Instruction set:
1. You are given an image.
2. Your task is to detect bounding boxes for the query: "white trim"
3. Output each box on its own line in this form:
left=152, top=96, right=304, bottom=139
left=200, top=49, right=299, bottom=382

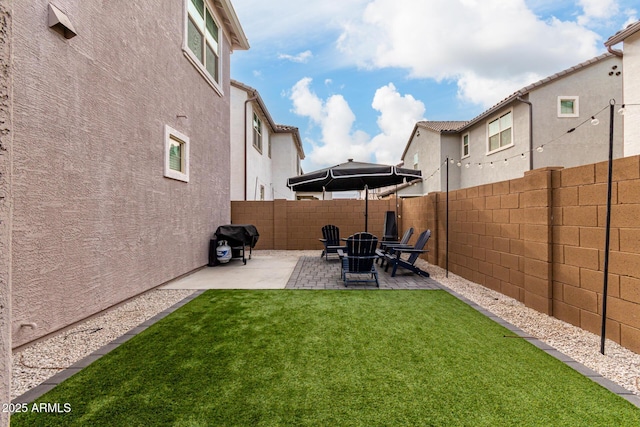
left=164, top=125, right=190, bottom=182
left=182, top=0, right=224, bottom=96
left=486, top=110, right=513, bottom=155
left=461, top=133, right=470, bottom=159
left=558, top=96, right=579, bottom=118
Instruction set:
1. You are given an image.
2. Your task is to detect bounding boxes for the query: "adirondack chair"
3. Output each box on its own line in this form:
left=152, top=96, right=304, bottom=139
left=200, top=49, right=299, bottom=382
left=376, top=227, right=414, bottom=267
left=338, top=232, right=379, bottom=287
left=384, top=230, right=431, bottom=277
left=319, top=224, right=346, bottom=260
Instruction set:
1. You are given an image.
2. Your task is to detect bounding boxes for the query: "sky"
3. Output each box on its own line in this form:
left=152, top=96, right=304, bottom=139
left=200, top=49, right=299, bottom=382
left=229, top=0, right=638, bottom=172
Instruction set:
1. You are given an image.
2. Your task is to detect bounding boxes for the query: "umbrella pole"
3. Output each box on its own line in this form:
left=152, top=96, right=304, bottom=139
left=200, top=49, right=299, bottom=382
left=365, top=185, right=369, bottom=232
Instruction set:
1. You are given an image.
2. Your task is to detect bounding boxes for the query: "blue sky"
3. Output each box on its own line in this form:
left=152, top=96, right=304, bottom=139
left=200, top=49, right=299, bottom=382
left=229, top=0, right=637, bottom=171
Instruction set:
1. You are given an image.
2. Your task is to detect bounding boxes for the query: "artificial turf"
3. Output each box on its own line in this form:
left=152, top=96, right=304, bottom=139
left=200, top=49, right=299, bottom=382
left=12, top=290, right=640, bottom=426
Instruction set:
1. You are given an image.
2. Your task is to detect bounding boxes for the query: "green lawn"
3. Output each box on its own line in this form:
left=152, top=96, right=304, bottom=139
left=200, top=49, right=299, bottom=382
left=12, top=290, right=640, bottom=426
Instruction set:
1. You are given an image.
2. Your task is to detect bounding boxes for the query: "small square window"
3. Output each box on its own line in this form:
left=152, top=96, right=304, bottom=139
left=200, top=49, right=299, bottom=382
left=164, top=125, right=190, bottom=182
left=558, top=96, right=579, bottom=118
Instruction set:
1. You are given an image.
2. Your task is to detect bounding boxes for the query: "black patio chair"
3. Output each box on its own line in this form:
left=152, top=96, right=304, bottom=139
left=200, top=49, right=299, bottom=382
left=338, top=232, right=379, bottom=287
left=384, top=230, right=431, bottom=277
left=376, top=226, right=414, bottom=267
left=319, top=224, right=346, bottom=260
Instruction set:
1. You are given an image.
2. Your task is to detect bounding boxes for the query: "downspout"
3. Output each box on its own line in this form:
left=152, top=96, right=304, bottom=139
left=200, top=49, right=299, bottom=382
left=516, top=95, right=533, bottom=171
left=607, top=44, right=623, bottom=57
left=244, top=92, right=258, bottom=200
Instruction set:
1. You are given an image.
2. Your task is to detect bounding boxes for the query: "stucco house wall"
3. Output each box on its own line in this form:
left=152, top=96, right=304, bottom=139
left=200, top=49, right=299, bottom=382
left=271, top=132, right=302, bottom=200
left=230, top=81, right=304, bottom=201
left=400, top=53, right=623, bottom=194
left=621, top=31, right=640, bottom=156
left=528, top=54, right=623, bottom=169
left=1, top=0, right=12, bottom=421
left=11, top=0, right=247, bottom=347
left=605, top=20, right=640, bottom=157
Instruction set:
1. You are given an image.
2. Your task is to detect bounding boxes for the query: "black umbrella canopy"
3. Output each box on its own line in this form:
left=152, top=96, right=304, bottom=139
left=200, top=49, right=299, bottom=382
left=287, top=159, right=422, bottom=192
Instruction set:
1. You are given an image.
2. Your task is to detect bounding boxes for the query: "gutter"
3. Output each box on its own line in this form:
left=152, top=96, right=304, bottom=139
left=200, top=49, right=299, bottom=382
left=607, top=44, right=623, bottom=57
left=244, top=92, right=258, bottom=200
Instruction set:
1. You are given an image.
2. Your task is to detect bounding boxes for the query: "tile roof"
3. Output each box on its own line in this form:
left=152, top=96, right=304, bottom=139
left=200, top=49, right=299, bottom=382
left=459, top=52, right=615, bottom=131
left=417, top=121, right=468, bottom=133
left=605, top=20, right=640, bottom=47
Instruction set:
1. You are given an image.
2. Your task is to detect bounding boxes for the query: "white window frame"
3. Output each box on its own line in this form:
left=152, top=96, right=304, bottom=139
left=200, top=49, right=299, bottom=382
left=461, top=133, right=470, bottom=159
left=164, top=125, right=190, bottom=182
left=558, top=96, right=579, bottom=118
left=253, top=113, right=263, bottom=152
left=183, top=0, right=223, bottom=94
left=487, top=110, right=513, bottom=155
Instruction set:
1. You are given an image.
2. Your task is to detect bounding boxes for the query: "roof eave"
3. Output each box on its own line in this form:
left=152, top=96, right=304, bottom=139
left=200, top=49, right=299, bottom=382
left=218, top=0, right=250, bottom=51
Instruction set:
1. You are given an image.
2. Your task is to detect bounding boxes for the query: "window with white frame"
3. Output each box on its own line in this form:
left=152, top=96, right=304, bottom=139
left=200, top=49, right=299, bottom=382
left=185, top=0, right=220, bottom=85
left=413, top=153, right=419, bottom=169
left=253, top=113, right=262, bottom=152
left=164, top=125, right=190, bottom=182
left=488, top=111, right=512, bottom=153
left=558, top=96, right=579, bottom=117
left=462, top=133, right=470, bottom=158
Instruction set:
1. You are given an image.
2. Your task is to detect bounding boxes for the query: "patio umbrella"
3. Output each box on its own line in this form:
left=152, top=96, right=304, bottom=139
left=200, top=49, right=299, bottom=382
left=287, top=159, right=422, bottom=231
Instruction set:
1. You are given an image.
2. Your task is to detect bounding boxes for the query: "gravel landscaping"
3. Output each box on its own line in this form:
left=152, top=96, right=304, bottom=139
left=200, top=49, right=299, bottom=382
left=11, top=251, right=640, bottom=400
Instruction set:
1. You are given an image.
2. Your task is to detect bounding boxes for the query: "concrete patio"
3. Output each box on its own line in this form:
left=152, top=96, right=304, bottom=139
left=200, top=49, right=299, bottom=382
left=161, top=250, right=441, bottom=290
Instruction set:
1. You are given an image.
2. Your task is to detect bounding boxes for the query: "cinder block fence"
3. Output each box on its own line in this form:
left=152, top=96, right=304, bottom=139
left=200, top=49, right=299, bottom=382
left=232, top=155, right=640, bottom=354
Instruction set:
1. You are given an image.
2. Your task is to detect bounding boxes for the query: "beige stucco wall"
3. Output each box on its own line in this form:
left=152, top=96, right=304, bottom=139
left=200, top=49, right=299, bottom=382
left=11, top=1, right=232, bottom=347
left=1, top=1, right=12, bottom=422
left=623, top=31, right=640, bottom=156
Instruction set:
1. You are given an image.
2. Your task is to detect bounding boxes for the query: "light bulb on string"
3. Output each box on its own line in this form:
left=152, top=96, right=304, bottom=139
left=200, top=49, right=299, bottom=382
left=478, top=163, right=483, bottom=169
left=504, top=158, right=509, bottom=166
left=618, top=104, right=626, bottom=115
left=490, top=162, right=494, bottom=168
left=536, top=146, right=544, bottom=153
left=465, top=163, right=470, bottom=169
left=591, top=116, right=599, bottom=126
left=521, top=153, right=526, bottom=160
left=457, top=161, right=462, bottom=167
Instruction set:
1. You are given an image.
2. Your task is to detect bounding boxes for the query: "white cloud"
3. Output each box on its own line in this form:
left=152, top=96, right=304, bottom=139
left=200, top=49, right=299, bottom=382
left=577, top=0, right=619, bottom=25
left=368, top=83, right=426, bottom=165
left=290, top=79, right=425, bottom=168
left=337, top=0, right=603, bottom=108
left=278, top=50, right=313, bottom=63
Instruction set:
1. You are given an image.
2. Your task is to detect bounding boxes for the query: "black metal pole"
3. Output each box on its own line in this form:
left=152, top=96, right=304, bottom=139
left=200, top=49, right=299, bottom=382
left=446, top=157, right=449, bottom=278
left=365, top=185, right=369, bottom=232
left=601, top=100, right=615, bottom=355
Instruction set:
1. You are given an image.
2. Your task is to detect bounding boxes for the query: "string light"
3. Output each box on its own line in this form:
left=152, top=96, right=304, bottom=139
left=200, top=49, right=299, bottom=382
left=414, top=102, right=639, bottom=185
left=618, top=104, right=626, bottom=115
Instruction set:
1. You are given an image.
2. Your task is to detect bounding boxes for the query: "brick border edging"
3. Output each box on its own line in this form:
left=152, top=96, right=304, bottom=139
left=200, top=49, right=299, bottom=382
left=12, top=291, right=206, bottom=404
left=12, top=287, right=640, bottom=409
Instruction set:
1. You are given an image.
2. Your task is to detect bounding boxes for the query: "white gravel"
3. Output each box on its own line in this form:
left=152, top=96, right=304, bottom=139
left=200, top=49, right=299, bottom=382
left=11, top=289, right=196, bottom=400
left=11, top=252, right=640, bottom=400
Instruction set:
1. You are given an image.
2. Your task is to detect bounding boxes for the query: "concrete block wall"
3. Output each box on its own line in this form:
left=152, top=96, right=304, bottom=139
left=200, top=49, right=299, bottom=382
left=231, top=199, right=404, bottom=250
left=551, top=156, right=640, bottom=352
left=231, top=156, right=640, bottom=353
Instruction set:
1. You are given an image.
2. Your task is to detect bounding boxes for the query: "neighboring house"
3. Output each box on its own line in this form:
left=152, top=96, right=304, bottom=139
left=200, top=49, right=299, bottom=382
left=7, top=0, right=248, bottom=351
left=606, top=20, right=640, bottom=157
left=397, top=53, right=623, bottom=195
left=230, top=80, right=305, bottom=200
